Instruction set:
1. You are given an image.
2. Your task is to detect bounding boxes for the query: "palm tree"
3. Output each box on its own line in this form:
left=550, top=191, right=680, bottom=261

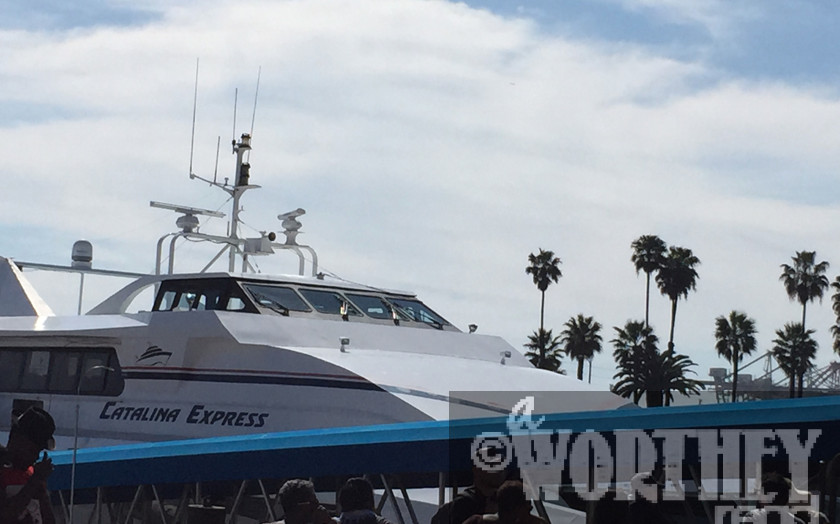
left=525, top=249, right=562, bottom=366
left=648, top=348, right=705, bottom=407
left=559, top=314, right=603, bottom=382
left=631, top=235, right=667, bottom=327
left=779, top=251, right=829, bottom=329
left=830, top=276, right=840, bottom=354
left=772, top=322, right=818, bottom=398
left=655, top=246, right=700, bottom=351
left=612, top=321, right=703, bottom=407
left=714, top=311, right=757, bottom=402
left=611, top=321, right=659, bottom=405
left=526, top=249, right=563, bottom=332
left=524, top=328, right=565, bottom=373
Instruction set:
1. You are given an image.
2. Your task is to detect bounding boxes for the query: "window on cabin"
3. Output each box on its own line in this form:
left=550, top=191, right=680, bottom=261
left=299, top=289, right=362, bottom=316
left=345, top=294, right=405, bottom=320
left=177, top=292, right=197, bottom=311
left=227, top=296, right=247, bottom=311
left=48, top=352, right=82, bottom=392
left=79, top=351, right=112, bottom=394
left=243, top=284, right=311, bottom=314
left=154, top=279, right=252, bottom=312
left=19, top=351, right=50, bottom=391
left=0, top=350, right=24, bottom=390
left=0, top=347, right=124, bottom=395
left=388, top=298, right=449, bottom=329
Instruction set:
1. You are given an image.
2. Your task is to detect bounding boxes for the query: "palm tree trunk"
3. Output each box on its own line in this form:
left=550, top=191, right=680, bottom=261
left=645, top=272, right=651, bottom=327
left=798, top=373, right=804, bottom=398
left=540, top=291, right=545, bottom=333
left=802, top=302, right=807, bottom=330
left=588, top=359, right=592, bottom=384
left=539, top=290, right=545, bottom=367
left=731, top=353, right=738, bottom=403
left=577, top=358, right=584, bottom=381
left=789, top=376, right=795, bottom=399
left=668, top=299, right=678, bottom=351
left=646, top=390, right=662, bottom=408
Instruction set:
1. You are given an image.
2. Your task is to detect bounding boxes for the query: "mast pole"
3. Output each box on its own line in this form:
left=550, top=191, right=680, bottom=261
left=229, top=133, right=252, bottom=271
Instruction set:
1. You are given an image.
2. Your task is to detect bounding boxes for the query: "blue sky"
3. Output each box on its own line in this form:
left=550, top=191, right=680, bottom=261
left=466, top=1, right=840, bottom=84
left=0, top=1, right=158, bottom=31
left=2, top=0, right=840, bottom=393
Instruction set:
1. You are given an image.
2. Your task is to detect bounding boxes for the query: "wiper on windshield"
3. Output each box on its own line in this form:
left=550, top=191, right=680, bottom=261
left=391, top=303, right=443, bottom=330
left=426, top=317, right=443, bottom=330
left=251, top=292, right=290, bottom=316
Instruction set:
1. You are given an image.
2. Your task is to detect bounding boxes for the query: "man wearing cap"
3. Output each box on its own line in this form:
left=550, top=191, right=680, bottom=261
left=0, top=407, right=56, bottom=524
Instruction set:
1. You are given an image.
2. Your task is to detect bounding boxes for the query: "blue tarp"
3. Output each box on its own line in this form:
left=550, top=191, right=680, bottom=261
left=47, top=395, right=840, bottom=491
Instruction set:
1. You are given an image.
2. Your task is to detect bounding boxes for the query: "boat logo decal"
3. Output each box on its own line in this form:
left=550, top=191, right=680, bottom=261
left=136, top=345, right=173, bottom=366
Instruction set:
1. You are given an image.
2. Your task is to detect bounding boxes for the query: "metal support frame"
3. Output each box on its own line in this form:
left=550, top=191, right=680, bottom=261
left=379, top=475, right=406, bottom=524
left=54, top=471, right=474, bottom=524
left=257, top=479, right=277, bottom=522
left=438, top=472, right=446, bottom=507
left=396, top=479, right=419, bottom=524
left=227, top=480, right=249, bottom=524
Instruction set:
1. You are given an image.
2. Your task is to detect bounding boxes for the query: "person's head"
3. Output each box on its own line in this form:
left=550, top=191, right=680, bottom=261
left=279, top=479, right=320, bottom=523
left=338, top=477, right=375, bottom=513
left=495, top=481, right=531, bottom=521
left=7, top=407, right=55, bottom=469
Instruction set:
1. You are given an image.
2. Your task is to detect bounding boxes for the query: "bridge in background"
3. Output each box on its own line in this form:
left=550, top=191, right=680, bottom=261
left=709, top=352, right=840, bottom=402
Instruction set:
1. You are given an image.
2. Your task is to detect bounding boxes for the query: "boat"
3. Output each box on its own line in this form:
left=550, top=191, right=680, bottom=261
left=0, top=133, right=632, bottom=450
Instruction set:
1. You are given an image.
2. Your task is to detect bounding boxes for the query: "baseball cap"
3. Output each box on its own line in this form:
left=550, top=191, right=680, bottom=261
left=12, top=407, right=56, bottom=451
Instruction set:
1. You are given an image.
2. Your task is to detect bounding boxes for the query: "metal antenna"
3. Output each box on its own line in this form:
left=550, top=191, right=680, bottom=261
left=247, top=66, right=261, bottom=163
left=189, top=58, right=199, bottom=178
left=231, top=88, right=238, bottom=152
left=250, top=67, right=261, bottom=136
left=213, top=136, right=221, bottom=184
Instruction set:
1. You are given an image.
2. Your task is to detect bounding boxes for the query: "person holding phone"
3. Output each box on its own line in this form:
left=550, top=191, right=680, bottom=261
left=0, top=407, right=56, bottom=524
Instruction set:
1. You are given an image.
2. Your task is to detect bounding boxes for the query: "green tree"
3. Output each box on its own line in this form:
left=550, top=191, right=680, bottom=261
left=655, top=246, right=700, bottom=351
left=714, top=311, right=757, bottom=402
left=631, top=235, right=667, bottom=328
left=612, top=320, right=703, bottom=407
left=525, top=249, right=562, bottom=366
left=779, top=251, right=829, bottom=329
left=772, top=322, right=818, bottom=398
left=524, top=328, right=565, bottom=373
left=648, top=348, right=705, bottom=407
left=829, top=276, right=840, bottom=354
left=611, top=321, right=659, bottom=405
left=560, top=314, right=603, bottom=382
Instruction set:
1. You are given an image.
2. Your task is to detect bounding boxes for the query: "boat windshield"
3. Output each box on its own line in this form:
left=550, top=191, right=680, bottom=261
left=243, top=284, right=311, bottom=315
left=388, top=298, right=449, bottom=329
left=298, top=289, right=362, bottom=317
left=345, top=293, right=404, bottom=320
left=153, top=278, right=252, bottom=312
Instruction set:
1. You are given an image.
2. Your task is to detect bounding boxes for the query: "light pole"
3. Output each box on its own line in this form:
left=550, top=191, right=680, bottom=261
left=70, top=364, right=113, bottom=524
